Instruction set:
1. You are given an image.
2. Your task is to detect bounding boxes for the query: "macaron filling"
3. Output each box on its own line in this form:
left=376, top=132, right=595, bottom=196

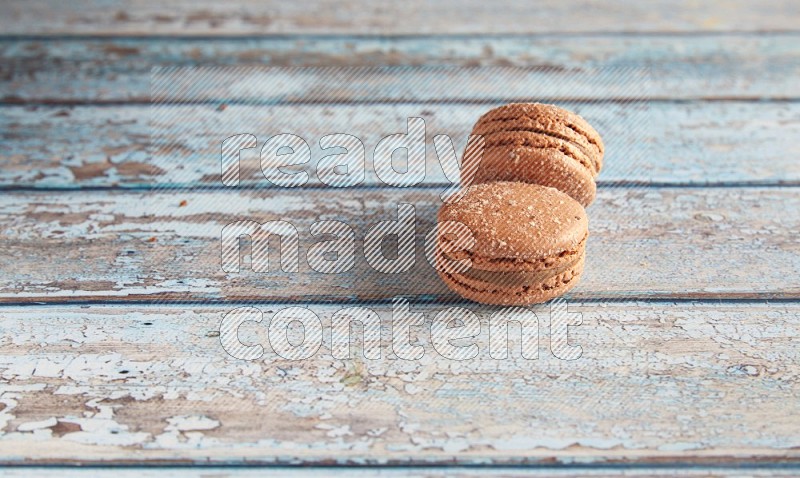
left=457, top=252, right=583, bottom=289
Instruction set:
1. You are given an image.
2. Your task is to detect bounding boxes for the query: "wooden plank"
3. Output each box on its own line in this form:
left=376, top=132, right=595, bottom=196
left=1, top=0, right=798, bottom=35
left=3, top=469, right=800, bottom=478
left=0, top=187, right=798, bottom=303
left=0, top=301, right=798, bottom=465
left=6, top=63, right=799, bottom=104
left=146, top=65, right=800, bottom=102
left=2, top=35, right=799, bottom=102
left=4, top=101, right=800, bottom=190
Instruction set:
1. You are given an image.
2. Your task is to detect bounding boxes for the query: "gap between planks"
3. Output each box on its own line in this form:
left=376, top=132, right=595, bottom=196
left=1, top=467, right=800, bottom=477
left=1, top=466, right=797, bottom=477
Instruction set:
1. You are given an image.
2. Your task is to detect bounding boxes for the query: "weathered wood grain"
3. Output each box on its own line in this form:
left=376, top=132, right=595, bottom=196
left=1, top=0, right=798, bottom=35
left=0, top=301, right=798, bottom=465
left=4, top=101, right=800, bottom=189
left=2, top=35, right=799, bottom=102
left=0, top=187, right=797, bottom=303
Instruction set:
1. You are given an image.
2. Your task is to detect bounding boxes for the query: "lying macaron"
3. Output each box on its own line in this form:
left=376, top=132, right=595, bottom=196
left=463, top=103, right=604, bottom=207
left=436, top=181, right=587, bottom=305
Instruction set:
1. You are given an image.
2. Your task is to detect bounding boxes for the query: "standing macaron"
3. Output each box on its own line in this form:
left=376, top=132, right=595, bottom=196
left=436, top=181, right=588, bottom=305
left=463, top=103, right=604, bottom=207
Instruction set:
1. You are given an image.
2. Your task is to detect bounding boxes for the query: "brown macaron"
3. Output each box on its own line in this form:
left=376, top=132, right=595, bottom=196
left=436, top=181, right=588, bottom=305
left=463, top=103, right=604, bottom=206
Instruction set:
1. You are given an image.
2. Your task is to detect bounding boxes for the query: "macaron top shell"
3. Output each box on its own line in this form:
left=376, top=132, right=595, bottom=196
left=438, top=182, right=588, bottom=271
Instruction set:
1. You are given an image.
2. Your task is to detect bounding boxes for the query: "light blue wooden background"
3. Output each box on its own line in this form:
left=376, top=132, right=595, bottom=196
left=0, top=1, right=799, bottom=475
